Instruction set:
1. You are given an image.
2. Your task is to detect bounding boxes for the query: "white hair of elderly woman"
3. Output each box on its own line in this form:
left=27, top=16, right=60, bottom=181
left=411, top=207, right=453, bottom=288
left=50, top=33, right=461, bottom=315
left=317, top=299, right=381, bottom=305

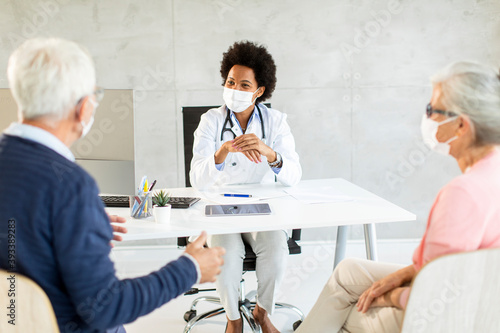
left=7, top=38, right=96, bottom=124
left=431, top=61, right=500, bottom=146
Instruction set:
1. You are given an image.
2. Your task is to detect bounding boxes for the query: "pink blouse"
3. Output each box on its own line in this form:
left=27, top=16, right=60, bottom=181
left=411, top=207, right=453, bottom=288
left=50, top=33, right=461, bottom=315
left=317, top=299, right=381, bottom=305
left=412, top=149, right=500, bottom=271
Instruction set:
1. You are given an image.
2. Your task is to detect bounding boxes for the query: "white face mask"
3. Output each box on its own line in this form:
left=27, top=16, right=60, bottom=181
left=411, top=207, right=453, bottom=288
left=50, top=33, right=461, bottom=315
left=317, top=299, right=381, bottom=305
left=80, top=99, right=98, bottom=138
left=223, top=87, right=260, bottom=113
left=420, top=114, right=458, bottom=155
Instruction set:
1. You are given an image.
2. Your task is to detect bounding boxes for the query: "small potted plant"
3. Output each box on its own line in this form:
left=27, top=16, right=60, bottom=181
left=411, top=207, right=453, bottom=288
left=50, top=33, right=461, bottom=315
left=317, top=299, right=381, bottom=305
left=152, top=190, right=171, bottom=224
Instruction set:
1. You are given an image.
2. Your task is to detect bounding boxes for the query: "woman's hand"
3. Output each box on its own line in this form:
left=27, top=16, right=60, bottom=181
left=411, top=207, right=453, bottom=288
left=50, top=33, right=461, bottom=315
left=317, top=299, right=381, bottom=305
left=356, top=265, right=415, bottom=313
left=215, top=140, right=260, bottom=164
left=241, top=149, right=262, bottom=163
left=361, top=287, right=407, bottom=311
left=232, top=134, right=275, bottom=163
left=215, top=135, right=272, bottom=164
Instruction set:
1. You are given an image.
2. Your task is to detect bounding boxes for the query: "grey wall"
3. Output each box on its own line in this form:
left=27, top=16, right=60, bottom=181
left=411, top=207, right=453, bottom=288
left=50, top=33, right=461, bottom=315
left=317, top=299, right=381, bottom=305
left=1, top=0, right=499, bottom=241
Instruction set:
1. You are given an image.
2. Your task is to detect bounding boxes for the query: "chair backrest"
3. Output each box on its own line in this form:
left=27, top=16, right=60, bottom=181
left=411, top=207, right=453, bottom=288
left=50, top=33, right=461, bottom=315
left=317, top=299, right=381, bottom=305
left=0, top=269, right=60, bottom=333
left=401, top=248, right=500, bottom=333
left=182, top=106, right=215, bottom=187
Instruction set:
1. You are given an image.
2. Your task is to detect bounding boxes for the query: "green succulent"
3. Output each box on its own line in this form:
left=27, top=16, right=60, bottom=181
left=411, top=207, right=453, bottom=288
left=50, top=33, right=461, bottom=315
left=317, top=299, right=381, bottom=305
left=153, top=190, right=170, bottom=207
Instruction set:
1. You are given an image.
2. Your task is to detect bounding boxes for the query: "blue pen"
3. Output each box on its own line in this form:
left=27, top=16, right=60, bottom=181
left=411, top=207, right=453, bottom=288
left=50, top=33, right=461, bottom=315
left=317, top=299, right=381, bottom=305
left=222, top=193, right=252, bottom=198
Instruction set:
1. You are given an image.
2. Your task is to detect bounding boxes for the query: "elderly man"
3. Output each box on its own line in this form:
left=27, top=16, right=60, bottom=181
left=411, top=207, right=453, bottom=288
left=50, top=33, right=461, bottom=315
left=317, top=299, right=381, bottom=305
left=0, top=38, right=225, bottom=333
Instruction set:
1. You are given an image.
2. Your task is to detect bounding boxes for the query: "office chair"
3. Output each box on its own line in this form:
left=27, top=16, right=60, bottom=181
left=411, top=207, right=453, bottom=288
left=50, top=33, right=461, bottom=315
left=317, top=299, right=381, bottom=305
left=0, top=269, right=60, bottom=333
left=180, top=105, right=305, bottom=332
left=400, top=248, right=500, bottom=333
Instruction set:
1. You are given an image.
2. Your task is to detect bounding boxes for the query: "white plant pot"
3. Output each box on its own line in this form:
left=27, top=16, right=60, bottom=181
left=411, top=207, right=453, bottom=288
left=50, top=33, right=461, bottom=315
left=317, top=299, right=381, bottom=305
left=154, top=205, right=171, bottom=224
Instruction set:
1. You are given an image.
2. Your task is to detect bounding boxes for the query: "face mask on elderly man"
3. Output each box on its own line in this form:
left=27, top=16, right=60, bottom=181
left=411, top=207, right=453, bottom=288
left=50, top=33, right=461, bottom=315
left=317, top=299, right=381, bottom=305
left=420, top=114, right=459, bottom=155
left=80, top=99, right=98, bottom=138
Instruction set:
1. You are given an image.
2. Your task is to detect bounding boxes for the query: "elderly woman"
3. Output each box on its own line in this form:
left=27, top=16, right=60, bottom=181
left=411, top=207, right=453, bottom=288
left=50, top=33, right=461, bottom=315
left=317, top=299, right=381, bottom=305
left=295, top=61, right=500, bottom=333
left=190, top=41, right=302, bottom=333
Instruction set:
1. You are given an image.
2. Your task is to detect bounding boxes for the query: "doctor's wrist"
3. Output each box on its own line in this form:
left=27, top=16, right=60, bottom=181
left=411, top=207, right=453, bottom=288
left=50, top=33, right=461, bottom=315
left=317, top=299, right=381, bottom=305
left=268, top=152, right=282, bottom=168
left=265, top=150, right=277, bottom=163
left=214, top=146, right=229, bottom=164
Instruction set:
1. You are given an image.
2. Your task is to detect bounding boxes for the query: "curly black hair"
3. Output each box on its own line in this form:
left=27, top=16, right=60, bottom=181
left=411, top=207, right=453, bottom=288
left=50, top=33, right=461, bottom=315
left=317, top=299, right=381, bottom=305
left=220, top=41, right=277, bottom=104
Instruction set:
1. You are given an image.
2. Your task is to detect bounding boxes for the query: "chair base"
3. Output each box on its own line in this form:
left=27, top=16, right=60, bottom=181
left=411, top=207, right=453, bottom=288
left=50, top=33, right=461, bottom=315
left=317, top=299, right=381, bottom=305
left=182, top=285, right=304, bottom=333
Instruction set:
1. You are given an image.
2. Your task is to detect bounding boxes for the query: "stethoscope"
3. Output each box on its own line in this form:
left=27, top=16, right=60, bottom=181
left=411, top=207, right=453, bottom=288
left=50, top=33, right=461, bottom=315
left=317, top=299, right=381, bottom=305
left=220, top=104, right=266, bottom=144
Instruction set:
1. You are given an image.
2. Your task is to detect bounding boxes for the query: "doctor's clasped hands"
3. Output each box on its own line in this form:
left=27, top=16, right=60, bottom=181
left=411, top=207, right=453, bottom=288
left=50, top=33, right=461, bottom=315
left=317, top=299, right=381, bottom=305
left=216, top=133, right=277, bottom=164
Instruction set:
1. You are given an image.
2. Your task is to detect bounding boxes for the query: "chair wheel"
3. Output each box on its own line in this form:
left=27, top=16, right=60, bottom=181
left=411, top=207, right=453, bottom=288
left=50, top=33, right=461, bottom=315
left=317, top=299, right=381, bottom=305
left=184, top=310, right=196, bottom=322
left=293, top=320, right=302, bottom=331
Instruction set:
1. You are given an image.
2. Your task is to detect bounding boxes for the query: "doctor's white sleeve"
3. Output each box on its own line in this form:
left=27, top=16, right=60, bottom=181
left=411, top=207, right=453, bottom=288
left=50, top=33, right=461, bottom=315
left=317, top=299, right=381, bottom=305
left=189, top=112, right=222, bottom=189
left=272, top=113, right=302, bottom=186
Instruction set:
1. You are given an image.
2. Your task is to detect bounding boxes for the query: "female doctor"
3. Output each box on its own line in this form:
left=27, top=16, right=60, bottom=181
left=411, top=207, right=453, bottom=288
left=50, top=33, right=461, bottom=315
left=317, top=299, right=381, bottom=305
left=190, top=41, right=302, bottom=333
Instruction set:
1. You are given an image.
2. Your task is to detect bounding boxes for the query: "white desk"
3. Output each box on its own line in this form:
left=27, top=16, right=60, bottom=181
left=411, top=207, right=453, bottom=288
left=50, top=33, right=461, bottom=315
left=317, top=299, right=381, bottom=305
left=108, top=178, right=416, bottom=267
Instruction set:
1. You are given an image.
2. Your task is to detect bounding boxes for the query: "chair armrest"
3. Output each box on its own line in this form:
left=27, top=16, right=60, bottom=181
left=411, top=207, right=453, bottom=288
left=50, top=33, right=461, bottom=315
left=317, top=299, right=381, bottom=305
left=177, top=237, right=189, bottom=247
left=288, top=238, right=301, bottom=255
left=291, top=229, right=301, bottom=241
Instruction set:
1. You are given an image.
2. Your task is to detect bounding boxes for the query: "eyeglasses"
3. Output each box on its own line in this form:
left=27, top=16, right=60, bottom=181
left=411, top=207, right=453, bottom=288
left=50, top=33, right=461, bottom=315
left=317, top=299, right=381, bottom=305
left=426, top=103, right=458, bottom=118
left=76, top=87, right=105, bottom=106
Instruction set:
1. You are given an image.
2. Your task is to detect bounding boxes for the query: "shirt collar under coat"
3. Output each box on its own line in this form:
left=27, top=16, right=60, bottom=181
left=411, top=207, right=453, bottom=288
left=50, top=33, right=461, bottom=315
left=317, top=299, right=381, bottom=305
left=226, top=104, right=263, bottom=134
left=3, top=122, right=76, bottom=162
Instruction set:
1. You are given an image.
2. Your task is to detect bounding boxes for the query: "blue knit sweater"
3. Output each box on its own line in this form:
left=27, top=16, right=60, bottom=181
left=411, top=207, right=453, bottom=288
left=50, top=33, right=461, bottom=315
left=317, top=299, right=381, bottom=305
left=0, top=135, right=197, bottom=332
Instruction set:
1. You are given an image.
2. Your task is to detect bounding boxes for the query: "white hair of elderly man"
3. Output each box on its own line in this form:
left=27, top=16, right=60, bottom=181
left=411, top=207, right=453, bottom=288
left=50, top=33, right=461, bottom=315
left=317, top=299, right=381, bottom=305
left=7, top=37, right=96, bottom=124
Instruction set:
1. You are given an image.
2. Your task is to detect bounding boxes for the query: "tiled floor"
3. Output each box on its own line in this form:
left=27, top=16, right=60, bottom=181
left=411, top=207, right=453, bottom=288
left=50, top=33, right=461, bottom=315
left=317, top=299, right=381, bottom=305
left=110, top=239, right=419, bottom=333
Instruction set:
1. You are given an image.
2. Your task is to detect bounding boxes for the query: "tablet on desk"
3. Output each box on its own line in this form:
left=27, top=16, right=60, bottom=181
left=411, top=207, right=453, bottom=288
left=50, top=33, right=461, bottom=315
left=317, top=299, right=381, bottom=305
left=205, top=203, right=272, bottom=217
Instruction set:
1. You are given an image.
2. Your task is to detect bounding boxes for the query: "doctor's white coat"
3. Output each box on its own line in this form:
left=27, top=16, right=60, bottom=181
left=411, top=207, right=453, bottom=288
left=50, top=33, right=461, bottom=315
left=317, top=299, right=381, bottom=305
left=189, top=104, right=302, bottom=189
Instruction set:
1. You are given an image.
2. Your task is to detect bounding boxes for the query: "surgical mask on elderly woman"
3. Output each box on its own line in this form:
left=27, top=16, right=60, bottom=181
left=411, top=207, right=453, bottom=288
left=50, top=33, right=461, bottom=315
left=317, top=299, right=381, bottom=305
left=223, top=87, right=260, bottom=113
left=420, top=114, right=459, bottom=155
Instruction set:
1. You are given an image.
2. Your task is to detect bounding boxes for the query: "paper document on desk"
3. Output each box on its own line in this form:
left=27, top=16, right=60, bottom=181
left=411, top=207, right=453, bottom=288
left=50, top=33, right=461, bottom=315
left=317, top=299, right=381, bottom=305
left=284, top=187, right=354, bottom=204
left=201, top=192, right=260, bottom=205
left=199, top=188, right=288, bottom=205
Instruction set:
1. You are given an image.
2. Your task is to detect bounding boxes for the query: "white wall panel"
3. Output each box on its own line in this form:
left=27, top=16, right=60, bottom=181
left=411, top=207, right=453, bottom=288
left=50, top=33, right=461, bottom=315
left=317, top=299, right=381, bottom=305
left=1, top=0, right=499, bottom=241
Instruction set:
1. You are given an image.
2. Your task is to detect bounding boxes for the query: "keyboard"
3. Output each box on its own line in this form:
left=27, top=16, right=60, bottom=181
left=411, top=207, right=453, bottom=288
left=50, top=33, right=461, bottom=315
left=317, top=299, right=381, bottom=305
left=100, top=195, right=200, bottom=209
left=167, top=197, right=201, bottom=209
left=100, top=195, right=129, bottom=208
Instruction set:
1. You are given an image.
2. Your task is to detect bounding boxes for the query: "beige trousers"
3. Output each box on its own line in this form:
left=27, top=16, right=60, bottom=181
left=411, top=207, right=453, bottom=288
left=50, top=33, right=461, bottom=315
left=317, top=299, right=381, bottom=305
left=207, top=231, right=288, bottom=320
left=295, top=258, right=405, bottom=333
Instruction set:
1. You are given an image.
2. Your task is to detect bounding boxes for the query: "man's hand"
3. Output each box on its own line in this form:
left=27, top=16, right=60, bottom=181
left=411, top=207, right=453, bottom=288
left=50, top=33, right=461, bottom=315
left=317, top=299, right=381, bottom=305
left=108, top=214, right=127, bottom=247
left=185, top=231, right=225, bottom=283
